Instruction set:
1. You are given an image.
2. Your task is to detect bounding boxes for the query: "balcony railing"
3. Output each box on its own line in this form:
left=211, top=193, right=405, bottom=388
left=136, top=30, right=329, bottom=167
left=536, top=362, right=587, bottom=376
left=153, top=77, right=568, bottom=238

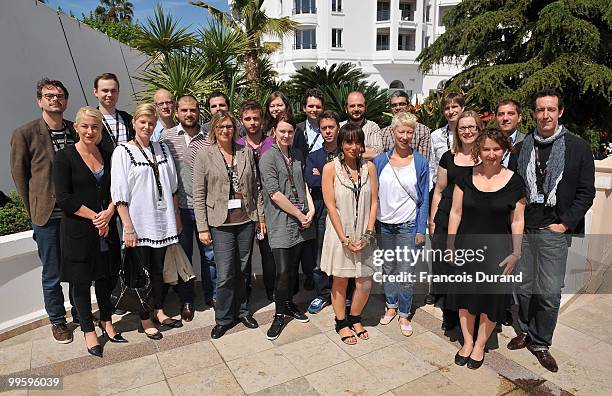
left=376, top=9, right=390, bottom=21
left=293, top=43, right=318, bottom=50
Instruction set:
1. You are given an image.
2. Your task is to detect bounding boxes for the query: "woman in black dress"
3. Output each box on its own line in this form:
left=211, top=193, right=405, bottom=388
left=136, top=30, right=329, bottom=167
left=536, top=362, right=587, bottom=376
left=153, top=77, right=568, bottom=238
left=429, top=111, right=483, bottom=330
left=447, top=127, right=525, bottom=369
left=53, top=107, right=124, bottom=357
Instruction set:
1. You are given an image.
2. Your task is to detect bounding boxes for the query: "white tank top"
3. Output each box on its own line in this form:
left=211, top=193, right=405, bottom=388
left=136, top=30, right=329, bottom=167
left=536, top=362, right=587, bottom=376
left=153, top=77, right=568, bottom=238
left=377, top=161, right=417, bottom=224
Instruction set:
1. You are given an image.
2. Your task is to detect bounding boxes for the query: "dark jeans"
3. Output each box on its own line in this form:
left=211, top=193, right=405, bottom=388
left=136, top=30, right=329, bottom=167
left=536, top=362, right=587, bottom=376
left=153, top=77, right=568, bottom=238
left=272, top=243, right=304, bottom=314
left=210, top=222, right=255, bottom=326
left=130, top=246, right=167, bottom=320
left=179, top=208, right=216, bottom=302
left=376, top=220, right=416, bottom=317
left=311, top=200, right=331, bottom=300
left=32, top=218, right=76, bottom=325
left=71, top=276, right=113, bottom=332
left=516, top=229, right=569, bottom=350
left=247, top=234, right=276, bottom=295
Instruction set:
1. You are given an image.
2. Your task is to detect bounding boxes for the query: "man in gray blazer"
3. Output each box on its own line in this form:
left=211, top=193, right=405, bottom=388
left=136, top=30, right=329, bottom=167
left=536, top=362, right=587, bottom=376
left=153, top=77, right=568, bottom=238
left=10, top=78, right=77, bottom=344
left=496, top=99, right=526, bottom=167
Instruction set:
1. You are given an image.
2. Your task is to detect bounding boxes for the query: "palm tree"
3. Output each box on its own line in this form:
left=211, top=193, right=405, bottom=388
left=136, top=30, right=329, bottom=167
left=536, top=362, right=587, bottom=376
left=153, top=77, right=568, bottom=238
left=191, top=0, right=297, bottom=97
left=95, top=0, right=134, bottom=22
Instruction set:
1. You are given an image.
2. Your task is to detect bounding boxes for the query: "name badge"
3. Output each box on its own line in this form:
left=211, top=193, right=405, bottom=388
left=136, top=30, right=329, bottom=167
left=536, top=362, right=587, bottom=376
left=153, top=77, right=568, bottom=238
left=536, top=193, right=545, bottom=204
left=228, top=199, right=242, bottom=210
left=292, top=202, right=305, bottom=212
left=156, top=199, right=167, bottom=210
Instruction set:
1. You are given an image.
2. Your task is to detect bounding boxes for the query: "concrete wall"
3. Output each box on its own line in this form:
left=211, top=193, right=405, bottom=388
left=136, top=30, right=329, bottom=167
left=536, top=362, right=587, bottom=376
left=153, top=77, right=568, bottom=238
left=0, top=0, right=147, bottom=193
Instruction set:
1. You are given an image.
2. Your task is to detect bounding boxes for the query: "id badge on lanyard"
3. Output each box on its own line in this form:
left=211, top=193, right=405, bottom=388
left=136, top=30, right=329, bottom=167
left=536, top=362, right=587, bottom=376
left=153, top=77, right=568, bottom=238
left=156, top=199, right=167, bottom=210
left=228, top=199, right=242, bottom=209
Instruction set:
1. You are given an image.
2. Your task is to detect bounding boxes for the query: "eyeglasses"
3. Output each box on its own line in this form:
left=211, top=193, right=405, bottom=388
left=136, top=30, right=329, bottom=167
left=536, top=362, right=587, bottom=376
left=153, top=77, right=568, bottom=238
left=458, top=125, right=478, bottom=132
left=43, top=93, right=65, bottom=100
left=216, top=124, right=234, bottom=130
left=391, top=102, right=408, bottom=108
left=155, top=101, right=174, bottom=107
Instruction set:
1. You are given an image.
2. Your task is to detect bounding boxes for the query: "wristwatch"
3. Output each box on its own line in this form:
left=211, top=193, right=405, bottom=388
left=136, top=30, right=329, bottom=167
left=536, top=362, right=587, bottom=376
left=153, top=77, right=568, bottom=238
left=342, top=237, right=351, bottom=246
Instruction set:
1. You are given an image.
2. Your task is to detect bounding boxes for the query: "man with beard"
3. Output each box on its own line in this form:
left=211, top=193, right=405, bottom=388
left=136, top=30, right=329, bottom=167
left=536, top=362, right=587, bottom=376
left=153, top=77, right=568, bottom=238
left=340, top=91, right=383, bottom=160
left=160, top=95, right=216, bottom=318
left=93, top=73, right=135, bottom=153
left=10, top=78, right=78, bottom=343
left=495, top=99, right=525, bottom=167
left=151, top=89, right=177, bottom=142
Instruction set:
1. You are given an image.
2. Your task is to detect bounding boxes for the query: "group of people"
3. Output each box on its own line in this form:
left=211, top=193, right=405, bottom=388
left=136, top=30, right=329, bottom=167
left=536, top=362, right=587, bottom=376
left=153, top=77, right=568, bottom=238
left=10, top=74, right=594, bottom=375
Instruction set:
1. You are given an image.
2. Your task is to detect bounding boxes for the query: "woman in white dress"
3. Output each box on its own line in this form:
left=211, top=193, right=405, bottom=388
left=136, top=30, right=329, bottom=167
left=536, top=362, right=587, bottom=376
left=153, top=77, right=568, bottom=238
left=320, top=124, right=378, bottom=344
left=111, top=103, right=183, bottom=340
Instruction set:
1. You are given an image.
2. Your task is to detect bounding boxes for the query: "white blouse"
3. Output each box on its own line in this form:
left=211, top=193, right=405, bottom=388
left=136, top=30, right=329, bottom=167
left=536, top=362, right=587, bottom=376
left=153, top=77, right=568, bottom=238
left=111, top=142, right=179, bottom=247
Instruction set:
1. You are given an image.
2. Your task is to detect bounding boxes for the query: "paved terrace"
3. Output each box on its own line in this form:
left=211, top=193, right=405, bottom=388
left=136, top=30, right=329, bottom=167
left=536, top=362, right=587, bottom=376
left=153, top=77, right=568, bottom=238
left=1, top=269, right=611, bottom=396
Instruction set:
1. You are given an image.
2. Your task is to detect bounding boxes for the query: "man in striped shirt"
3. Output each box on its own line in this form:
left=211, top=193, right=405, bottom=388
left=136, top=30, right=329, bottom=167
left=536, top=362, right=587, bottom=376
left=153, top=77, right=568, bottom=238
left=160, top=95, right=215, bottom=319
left=339, top=91, right=383, bottom=160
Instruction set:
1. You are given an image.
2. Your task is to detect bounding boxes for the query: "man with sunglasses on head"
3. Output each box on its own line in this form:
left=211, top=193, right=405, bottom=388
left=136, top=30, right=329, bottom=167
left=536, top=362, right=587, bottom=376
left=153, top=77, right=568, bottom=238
left=151, top=89, right=177, bottom=142
left=11, top=78, right=78, bottom=344
left=380, top=90, right=431, bottom=159
left=93, top=73, right=135, bottom=153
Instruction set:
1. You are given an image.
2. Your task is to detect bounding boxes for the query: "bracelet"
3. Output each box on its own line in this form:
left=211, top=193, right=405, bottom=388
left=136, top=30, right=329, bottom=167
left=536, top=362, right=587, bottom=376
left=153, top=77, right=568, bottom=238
left=124, top=230, right=136, bottom=235
left=511, top=253, right=521, bottom=259
left=342, top=237, right=351, bottom=246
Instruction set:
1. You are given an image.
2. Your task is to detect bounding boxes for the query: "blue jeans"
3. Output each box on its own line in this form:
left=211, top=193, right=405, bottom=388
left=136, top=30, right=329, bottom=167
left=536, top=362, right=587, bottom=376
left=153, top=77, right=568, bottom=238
left=311, top=200, right=331, bottom=300
left=209, top=222, right=255, bottom=325
left=516, top=228, right=569, bottom=350
left=179, top=208, right=216, bottom=302
left=32, top=218, right=75, bottom=325
left=376, top=220, right=416, bottom=318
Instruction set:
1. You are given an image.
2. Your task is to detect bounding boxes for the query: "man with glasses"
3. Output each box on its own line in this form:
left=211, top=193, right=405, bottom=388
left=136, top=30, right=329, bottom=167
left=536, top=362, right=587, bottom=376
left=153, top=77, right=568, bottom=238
left=160, top=95, right=216, bottom=315
left=93, top=73, right=135, bottom=153
left=151, top=89, right=177, bottom=142
left=10, top=78, right=78, bottom=344
left=380, top=90, right=431, bottom=159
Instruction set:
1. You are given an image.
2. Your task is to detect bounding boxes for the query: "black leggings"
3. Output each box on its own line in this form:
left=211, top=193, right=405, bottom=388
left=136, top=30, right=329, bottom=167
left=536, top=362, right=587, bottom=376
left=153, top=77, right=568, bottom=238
left=71, top=277, right=114, bottom=333
left=272, top=243, right=304, bottom=314
left=130, top=246, right=167, bottom=320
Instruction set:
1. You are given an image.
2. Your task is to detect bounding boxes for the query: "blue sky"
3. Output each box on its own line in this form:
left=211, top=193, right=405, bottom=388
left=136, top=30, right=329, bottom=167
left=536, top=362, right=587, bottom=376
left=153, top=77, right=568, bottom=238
left=45, top=0, right=230, bottom=30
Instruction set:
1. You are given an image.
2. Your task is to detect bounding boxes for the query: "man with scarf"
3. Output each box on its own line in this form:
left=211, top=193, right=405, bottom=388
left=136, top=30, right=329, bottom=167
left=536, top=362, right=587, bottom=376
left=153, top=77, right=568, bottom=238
left=508, top=89, right=595, bottom=372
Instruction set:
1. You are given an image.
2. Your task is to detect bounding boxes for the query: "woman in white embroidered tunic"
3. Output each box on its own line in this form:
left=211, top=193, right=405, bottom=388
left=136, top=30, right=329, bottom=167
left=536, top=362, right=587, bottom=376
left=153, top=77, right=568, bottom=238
left=111, top=104, right=183, bottom=340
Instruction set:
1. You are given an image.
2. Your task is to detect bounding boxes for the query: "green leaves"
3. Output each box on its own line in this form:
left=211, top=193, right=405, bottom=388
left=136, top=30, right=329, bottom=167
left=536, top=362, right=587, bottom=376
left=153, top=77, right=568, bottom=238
left=0, top=191, right=31, bottom=237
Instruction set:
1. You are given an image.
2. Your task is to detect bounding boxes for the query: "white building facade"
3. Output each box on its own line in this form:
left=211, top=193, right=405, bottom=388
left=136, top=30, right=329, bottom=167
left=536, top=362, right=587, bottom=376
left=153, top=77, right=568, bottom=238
left=254, top=0, right=462, bottom=101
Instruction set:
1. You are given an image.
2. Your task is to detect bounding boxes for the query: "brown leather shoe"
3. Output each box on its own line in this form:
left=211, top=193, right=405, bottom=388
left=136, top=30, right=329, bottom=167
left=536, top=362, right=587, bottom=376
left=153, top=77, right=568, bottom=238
left=531, top=349, right=558, bottom=372
left=51, top=323, right=73, bottom=344
left=181, top=303, right=195, bottom=322
left=507, top=333, right=529, bottom=350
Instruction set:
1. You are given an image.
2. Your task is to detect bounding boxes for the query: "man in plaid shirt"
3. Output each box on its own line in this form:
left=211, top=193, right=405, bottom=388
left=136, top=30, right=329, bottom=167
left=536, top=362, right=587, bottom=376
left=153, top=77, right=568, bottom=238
left=380, top=90, right=431, bottom=160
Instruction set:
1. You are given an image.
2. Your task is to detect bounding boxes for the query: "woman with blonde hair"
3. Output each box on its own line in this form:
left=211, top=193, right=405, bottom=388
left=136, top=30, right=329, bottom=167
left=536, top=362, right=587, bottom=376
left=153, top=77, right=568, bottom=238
left=53, top=106, right=123, bottom=357
left=193, top=110, right=265, bottom=339
left=111, top=103, right=183, bottom=340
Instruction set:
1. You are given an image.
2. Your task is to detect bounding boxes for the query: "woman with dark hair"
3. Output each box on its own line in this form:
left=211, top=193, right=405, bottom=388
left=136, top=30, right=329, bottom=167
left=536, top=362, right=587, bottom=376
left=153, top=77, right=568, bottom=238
left=54, top=106, right=123, bottom=357
left=447, top=127, right=525, bottom=369
left=259, top=111, right=315, bottom=340
left=429, top=110, right=483, bottom=330
left=320, top=123, right=379, bottom=345
left=193, top=110, right=265, bottom=339
left=263, top=91, right=293, bottom=135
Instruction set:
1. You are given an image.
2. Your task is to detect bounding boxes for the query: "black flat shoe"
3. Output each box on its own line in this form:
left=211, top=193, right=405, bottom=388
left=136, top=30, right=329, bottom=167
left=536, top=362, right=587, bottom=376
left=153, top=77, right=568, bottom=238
left=467, top=356, right=484, bottom=369
left=139, top=326, right=163, bottom=340
left=239, top=315, right=259, bottom=329
left=211, top=324, right=232, bottom=339
left=98, top=323, right=128, bottom=343
left=454, top=352, right=469, bottom=366
left=153, top=317, right=183, bottom=329
left=87, top=344, right=103, bottom=358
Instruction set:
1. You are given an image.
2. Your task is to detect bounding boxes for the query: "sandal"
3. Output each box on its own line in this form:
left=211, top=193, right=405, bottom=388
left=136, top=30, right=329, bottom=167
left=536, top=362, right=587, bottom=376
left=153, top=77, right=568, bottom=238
left=348, top=314, right=369, bottom=340
left=379, top=309, right=397, bottom=325
left=335, top=317, right=357, bottom=345
left=399, top=319, right=413, bottom=337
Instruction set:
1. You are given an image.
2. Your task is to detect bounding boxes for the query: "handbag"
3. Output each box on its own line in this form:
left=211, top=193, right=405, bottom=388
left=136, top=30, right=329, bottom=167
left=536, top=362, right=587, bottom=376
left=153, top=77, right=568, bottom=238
left=110, top=247, right=154, bottom=313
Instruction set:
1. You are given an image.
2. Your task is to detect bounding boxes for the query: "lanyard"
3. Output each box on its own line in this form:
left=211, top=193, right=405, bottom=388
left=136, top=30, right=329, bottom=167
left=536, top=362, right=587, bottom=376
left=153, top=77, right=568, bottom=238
left=534, top=144, right=548, bottom=193
left=307, top=132, right=321, bottom=153
left=103, top=112, right=120, bottom=146
left=218, top=145, right=236, bottom=199
left=46, top=122, right=68, bottom=152
left=342, top=158, right=362, bottom=231
left=445, top=125, right=451, bottom=150
left=275, top=145, right=300, bottom=202
left=134, top=140, right=163, bottom=200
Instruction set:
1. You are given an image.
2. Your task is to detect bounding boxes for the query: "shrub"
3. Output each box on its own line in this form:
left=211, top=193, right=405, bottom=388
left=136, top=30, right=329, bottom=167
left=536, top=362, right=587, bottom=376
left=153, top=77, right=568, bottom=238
left=0, top=191, right=31, bottom=236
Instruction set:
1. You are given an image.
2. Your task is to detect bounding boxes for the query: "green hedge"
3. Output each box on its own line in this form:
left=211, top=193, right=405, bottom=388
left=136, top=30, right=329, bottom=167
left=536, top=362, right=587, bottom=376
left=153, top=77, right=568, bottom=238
left=0, top=191, right=32, bottom=236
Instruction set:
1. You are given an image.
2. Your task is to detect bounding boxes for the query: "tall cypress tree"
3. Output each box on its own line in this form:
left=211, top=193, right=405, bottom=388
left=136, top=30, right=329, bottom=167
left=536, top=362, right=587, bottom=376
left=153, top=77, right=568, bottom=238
left=418, top=0, right=612, bottom=144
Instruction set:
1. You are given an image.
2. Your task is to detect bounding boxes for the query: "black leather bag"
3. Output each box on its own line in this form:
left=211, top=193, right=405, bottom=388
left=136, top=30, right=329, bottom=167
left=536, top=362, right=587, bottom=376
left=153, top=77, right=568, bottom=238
left=110, top=248, right=154, bottom=313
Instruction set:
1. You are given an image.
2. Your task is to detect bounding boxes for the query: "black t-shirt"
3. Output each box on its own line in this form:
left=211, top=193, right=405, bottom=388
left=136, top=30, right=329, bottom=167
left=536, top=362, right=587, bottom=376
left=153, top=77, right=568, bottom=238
left=525, top=140, right=559, bottom=229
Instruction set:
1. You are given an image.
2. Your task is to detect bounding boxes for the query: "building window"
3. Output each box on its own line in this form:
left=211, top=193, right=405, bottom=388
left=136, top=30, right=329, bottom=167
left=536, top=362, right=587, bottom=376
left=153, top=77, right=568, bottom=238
left=332, top=28, right=343, bottom=48
left=332, top=0, right=342, bottom=12
left=439, top=6, right=453, bottom=26
left=399, top=1, right=414, bottom=21
left=377, top=1, right=390, bottom=21
left=398, top=28, right=416, bottom=51
left=424, top=35, right=430, bottom=48
left=426, top=5, right=431, bottom=22
left=376, top=28, right=390, bottom=50
left=294, top=0, right=316, bottom=14
left=295, top=28, right=317, bottom=49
